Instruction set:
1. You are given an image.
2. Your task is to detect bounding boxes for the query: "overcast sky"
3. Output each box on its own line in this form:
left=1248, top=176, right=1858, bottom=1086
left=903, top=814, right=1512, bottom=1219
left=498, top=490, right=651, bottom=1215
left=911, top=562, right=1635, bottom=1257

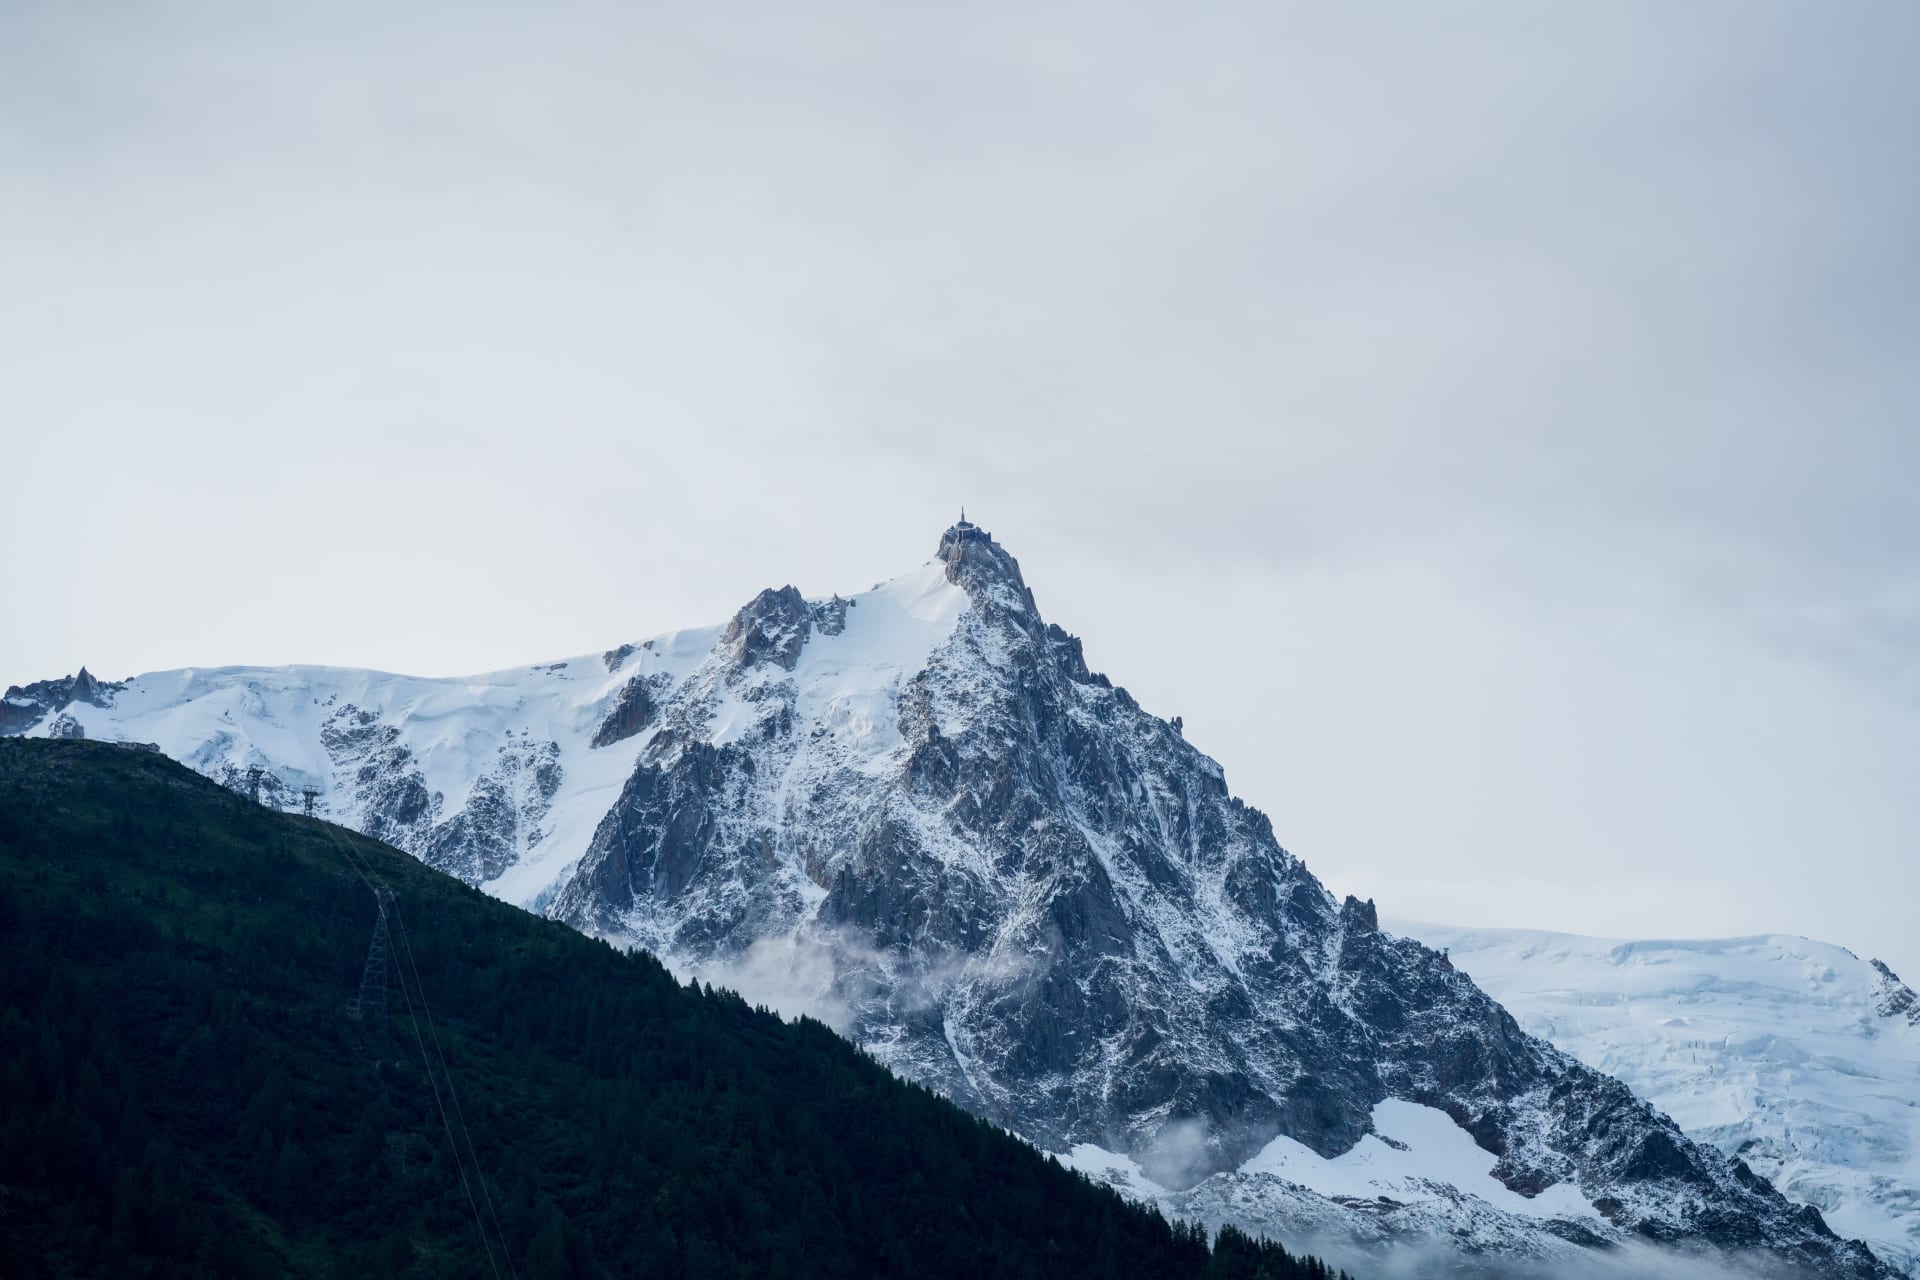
left=3, top=3, right=1916, bottom=977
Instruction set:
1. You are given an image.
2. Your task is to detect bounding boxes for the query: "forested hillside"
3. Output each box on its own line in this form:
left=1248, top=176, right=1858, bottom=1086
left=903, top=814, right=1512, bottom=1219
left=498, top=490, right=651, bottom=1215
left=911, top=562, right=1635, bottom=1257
left=0, top=739, right=1351, bottom=1280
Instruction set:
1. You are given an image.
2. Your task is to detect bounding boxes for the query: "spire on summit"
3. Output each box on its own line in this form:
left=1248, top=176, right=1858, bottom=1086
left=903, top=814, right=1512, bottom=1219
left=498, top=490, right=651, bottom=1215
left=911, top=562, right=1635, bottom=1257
left=936, top=514, right=1037, bottom=618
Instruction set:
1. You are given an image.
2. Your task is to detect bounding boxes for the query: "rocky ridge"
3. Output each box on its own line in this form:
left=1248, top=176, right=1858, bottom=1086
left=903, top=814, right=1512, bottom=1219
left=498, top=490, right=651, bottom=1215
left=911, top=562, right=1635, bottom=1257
left=5, top=521, right=1899, bottom=1277
left=1396, top=925, right=1920, bottom=1277
left=1872, top=960, right=1920, bottom=1025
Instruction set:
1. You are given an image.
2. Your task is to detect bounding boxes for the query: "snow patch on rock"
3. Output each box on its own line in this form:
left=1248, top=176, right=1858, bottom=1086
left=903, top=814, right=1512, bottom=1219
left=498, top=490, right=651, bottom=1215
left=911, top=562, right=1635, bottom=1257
left=1398, top=923, right=1920, bottom=1277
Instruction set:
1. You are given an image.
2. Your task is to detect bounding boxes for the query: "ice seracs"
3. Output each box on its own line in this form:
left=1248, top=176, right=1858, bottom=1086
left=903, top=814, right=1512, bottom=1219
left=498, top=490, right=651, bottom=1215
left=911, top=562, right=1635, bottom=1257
left=5, top=520, right=1902, bottom=1278
left=1398, top=923, right=1920, bottom=1277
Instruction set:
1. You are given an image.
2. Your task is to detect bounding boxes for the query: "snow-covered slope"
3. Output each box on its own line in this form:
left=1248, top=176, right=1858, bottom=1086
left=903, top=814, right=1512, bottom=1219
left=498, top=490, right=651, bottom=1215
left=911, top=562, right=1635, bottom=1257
left=4, top=651, right=666, bottom=905
left=1396, top=924, right=1920, bottom=1276
left=4, top=520, right=1898, bottom=1277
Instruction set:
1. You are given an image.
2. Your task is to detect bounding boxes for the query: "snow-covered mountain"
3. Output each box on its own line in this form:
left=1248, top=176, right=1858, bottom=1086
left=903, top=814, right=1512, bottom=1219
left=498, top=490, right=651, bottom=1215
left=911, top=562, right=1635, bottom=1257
left=2, top=651, right=646, bottom=906
left=1397, top=925, right=1920, bottom=1277
left=5, top=520, right=1898, bottom=1277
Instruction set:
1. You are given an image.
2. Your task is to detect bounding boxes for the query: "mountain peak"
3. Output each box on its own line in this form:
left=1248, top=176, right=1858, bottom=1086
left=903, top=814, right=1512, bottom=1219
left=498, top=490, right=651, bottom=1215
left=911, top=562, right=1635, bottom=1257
left=936, top=516, right=1037, bottom=617
left=1871, top=958, right=1920, bottom=1023
left=7, top=531, right=1902, bottom=1279
left=723, top=585, right=813, bottom=671
left=0, top=666, right=123, bottom=734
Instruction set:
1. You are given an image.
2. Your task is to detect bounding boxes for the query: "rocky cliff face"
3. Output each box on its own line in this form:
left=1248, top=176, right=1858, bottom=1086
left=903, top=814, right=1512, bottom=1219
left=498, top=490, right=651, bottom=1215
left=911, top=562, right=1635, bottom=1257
left=0, top=658, right=645, bottom=907
left=1872, top=960, right=1920, bottom=1026
left=1, top=667, right=122, bottom=735
left=547, top=522, right=1892, bottom=1277
left=6, top=522, right=1899, bottom=1276
left=1397, top=926, right=1920, bottom=1277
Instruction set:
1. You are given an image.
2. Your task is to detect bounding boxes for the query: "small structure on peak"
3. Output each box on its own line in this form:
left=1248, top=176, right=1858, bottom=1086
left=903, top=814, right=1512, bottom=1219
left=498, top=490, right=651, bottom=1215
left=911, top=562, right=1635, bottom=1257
left=946, top=509, right=990, bottom=547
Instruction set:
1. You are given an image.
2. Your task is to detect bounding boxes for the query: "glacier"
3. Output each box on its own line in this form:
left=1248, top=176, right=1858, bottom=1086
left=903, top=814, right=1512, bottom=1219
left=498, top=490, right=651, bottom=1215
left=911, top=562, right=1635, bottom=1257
left=5, top=519, right=1902, bottom=1278
left=1398, top=924, right=1920, bottom=1277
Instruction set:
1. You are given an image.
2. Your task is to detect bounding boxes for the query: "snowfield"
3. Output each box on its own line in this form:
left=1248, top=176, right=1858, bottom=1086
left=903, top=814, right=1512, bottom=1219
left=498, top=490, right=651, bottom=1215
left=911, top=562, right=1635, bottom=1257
left=23, top=655, right=649, bottom=906
left=5, top=522, right=1904, bottom=1278
left=1066, top=1097, right=1605, bottom=1221
left=1397, top=924, right=1920, bottom=1277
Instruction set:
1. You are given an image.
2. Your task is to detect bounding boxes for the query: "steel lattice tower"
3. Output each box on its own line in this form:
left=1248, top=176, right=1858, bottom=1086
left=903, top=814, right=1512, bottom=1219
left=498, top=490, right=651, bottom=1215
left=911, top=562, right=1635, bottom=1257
left=348, top=887, right=395, bottom=1057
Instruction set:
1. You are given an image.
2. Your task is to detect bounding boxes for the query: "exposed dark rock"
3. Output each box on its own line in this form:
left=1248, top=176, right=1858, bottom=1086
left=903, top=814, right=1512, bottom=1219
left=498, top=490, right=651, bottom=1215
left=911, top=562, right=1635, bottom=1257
left=547, top=520, right=1897, bottom=1277
left=10, top=521, right=1895, bottom=1276
left=939, top=519, right=1041, bottom=618
left=591, top=674, right=659, bottom=748
left=310, top=704, right=570, bottom=885
left=1, top=667, right=125, bottom=734
left=210, top=760, right=299, bottom=810
left=813, top=594, right=851, bottom=637
left=424, top=740, right=564, bottom=882
left=1870, top=958, right=1920, bottom=1024
left=723, top=586, right=813, bottom=670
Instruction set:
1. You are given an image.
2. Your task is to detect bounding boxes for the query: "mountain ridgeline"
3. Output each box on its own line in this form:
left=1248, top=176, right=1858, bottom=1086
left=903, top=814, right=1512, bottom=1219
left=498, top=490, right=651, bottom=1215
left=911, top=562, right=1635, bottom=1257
left=1399, top=924, right=1920, bottom=1278
left=0, top=738, right=1350, bottom=1280
left=2, top=520, right=1900, bottom=1276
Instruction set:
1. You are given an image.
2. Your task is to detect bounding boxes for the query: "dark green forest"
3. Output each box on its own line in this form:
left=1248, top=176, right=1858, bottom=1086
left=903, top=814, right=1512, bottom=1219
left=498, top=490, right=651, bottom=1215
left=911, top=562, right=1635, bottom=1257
left=0, top=739, right=1356, bottom=1279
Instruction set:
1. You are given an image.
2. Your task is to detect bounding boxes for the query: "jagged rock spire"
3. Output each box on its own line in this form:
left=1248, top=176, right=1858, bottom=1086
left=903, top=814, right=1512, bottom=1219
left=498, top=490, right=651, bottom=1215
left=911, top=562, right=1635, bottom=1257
left=937, top=517, right=1037, bottom=618
left=1871, top=958, right=1919, bottom=1023
left=722, top=586, right=813, bottom=671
